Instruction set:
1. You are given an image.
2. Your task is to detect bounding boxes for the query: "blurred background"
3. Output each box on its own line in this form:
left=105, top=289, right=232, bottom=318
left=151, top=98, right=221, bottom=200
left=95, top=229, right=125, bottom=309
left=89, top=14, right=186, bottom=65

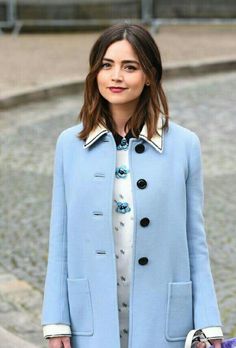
left=0, top=1, right=235, bottom=347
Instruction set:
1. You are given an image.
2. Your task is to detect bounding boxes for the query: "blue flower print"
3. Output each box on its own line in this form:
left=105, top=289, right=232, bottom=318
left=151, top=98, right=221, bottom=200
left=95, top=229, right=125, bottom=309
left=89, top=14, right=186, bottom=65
left=115, top=201, right=131, bottom=214
left=117, top=137, right=129, bottom=151
left=115, top=165, right=129, bottom=179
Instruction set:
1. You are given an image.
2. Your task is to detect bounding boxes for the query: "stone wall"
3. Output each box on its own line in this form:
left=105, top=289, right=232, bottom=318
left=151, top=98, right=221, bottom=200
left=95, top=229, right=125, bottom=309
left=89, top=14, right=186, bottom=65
left=15, top=0, right=140, bottom=21
left=154, top=0, right=236, bottom=18
left=1, top=0, right=235, bottom=30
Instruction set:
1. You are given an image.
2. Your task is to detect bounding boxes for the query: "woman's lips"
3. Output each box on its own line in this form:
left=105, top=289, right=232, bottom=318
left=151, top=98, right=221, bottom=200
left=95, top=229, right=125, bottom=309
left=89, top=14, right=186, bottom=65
left=108, top=87, right=127, bottom=93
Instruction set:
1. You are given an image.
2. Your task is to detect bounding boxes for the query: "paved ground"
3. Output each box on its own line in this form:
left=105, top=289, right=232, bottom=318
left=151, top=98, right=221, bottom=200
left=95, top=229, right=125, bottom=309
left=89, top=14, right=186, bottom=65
left=0, top=70, right=235, bottom=347
left=0, top=24, right=236, bottom=98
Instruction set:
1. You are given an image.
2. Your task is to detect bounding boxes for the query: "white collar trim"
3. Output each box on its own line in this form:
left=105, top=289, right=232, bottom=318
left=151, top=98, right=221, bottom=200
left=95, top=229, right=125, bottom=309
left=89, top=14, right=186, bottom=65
left=83, top=116, right=165, bottom=153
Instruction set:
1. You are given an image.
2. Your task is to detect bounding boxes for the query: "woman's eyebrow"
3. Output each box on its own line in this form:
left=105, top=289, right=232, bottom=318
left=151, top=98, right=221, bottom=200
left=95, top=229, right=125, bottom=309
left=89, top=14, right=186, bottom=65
left=102, top=57, right=140, bottom=65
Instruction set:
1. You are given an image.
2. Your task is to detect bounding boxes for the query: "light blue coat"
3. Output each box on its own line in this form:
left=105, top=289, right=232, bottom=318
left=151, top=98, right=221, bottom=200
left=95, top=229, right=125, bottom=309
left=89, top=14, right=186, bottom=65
left=41, top=116, right=222, bottom=348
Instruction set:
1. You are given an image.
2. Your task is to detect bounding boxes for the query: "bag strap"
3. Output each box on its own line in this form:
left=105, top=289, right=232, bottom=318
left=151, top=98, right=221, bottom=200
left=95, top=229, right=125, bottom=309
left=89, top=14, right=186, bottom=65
left=185, top=329, right=212, bottom=348
left=185, top=329, right=199, bottom=348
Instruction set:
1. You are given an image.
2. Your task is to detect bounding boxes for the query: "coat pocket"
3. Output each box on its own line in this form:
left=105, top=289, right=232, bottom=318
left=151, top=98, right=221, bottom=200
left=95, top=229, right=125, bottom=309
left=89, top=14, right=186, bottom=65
left=165, top=281, right=194, bottom=341
left=67, top=278, right=94, bottom=336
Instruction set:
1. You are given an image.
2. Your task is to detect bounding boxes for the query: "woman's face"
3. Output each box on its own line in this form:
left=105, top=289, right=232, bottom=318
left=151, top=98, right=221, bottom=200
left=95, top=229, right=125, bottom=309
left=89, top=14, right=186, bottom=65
left=96, top=39, right=148, bottom=107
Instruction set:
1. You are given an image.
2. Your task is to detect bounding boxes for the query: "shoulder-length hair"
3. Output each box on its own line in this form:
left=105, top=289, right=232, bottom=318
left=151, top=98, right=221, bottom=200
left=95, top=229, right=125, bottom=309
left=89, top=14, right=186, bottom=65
left=76, top=23, right=169, bottom=141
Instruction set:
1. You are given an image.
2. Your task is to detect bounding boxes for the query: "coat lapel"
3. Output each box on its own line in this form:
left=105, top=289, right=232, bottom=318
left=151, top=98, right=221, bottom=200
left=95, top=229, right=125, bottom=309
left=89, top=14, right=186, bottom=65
left=83, top=116, right=165, bottom=153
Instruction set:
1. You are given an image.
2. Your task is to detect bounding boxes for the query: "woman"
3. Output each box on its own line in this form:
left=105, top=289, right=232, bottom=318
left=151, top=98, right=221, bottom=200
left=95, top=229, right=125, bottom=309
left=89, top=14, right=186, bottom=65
left=41, top=23, right=224, bottom=348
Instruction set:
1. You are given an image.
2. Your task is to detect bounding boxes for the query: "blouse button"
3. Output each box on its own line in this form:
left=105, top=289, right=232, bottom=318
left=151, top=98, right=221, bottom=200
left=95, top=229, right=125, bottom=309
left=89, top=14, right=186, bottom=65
left=135, top=144, right=145, bottom=153
left=138, top=257, right=149, bottom=265
left=137, top=179, right=147, bottom=189
left=140, top=217, right=150, bottom=227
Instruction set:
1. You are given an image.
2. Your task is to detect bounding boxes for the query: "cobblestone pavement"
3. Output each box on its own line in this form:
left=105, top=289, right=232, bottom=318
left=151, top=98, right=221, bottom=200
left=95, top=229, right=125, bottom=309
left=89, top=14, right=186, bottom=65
left=0, top=71, right=236, bottom=346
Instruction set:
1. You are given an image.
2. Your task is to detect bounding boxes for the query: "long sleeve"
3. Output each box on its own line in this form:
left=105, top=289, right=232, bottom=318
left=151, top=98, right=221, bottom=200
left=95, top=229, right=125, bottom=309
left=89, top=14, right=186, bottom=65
left=41, top=132, right=71, bottom=328
left=186, top=132, right=223, bottom=329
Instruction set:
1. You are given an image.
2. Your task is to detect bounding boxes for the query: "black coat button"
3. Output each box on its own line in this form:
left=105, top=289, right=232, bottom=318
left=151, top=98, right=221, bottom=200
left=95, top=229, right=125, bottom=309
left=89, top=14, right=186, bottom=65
left=137, top=179, right=147, bottom=189
left=135, top=144, right=145, bottom=153
left=140, top=217, right=150, bottom=227
left=138, top=257, right=149, bottom=265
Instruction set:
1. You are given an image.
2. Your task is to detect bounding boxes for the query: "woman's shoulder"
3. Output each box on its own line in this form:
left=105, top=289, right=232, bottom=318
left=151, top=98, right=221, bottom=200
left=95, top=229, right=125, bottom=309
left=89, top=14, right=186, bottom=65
left=56, top=123, right=83, bottom=144
left=167, top=118, right=200, bottom=147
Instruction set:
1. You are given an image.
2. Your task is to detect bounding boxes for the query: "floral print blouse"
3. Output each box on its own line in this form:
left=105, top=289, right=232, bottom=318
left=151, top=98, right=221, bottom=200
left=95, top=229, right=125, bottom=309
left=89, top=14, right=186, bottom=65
left=112, top=128, right=136, bottom=348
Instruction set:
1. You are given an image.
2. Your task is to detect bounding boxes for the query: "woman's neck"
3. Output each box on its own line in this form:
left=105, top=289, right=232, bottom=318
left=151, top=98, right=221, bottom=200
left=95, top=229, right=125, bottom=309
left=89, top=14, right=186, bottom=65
left=110, top=101, right=137, bottom=136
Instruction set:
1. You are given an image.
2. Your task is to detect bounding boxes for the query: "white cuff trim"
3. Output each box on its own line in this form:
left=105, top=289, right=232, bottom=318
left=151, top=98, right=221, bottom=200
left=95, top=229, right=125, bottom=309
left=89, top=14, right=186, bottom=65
left=43, top=324, right=71, bottom=338
left=202, top=326, right=224, bottom=338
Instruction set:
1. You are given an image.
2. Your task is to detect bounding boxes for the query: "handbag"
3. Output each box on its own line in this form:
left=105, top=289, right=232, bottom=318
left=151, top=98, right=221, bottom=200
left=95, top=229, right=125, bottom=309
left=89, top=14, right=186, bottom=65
left=185, top=328, right=236, bottom=348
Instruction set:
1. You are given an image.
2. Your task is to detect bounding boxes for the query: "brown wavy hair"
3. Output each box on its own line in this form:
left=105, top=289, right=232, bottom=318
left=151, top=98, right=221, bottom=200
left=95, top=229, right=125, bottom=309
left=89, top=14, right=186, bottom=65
left=76, top=23, right=169, bottom=141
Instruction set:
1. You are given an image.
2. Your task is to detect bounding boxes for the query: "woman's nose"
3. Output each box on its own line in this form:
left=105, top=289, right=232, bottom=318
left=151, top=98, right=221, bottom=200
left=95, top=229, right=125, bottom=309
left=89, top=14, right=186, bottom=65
left=111, top=68, right=123, bottom=81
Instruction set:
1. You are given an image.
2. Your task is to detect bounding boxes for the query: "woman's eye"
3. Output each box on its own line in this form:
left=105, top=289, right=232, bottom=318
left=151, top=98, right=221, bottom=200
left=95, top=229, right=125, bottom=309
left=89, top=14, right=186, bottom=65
left=125, top=65, right=136, bottom=71
left=101, top=63, right=110, bottom=68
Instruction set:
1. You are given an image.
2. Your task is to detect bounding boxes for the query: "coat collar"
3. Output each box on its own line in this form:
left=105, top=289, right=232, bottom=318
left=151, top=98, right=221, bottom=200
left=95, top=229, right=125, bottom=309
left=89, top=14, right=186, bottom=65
left=83, top=116, right=165, bottom=153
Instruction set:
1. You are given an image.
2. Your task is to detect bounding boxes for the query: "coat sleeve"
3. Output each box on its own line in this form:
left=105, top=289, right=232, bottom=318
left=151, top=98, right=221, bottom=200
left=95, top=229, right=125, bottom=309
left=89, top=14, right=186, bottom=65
left=41, top=132, right=71, bottom=327
left=186, top=132, right=223, bottom=329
